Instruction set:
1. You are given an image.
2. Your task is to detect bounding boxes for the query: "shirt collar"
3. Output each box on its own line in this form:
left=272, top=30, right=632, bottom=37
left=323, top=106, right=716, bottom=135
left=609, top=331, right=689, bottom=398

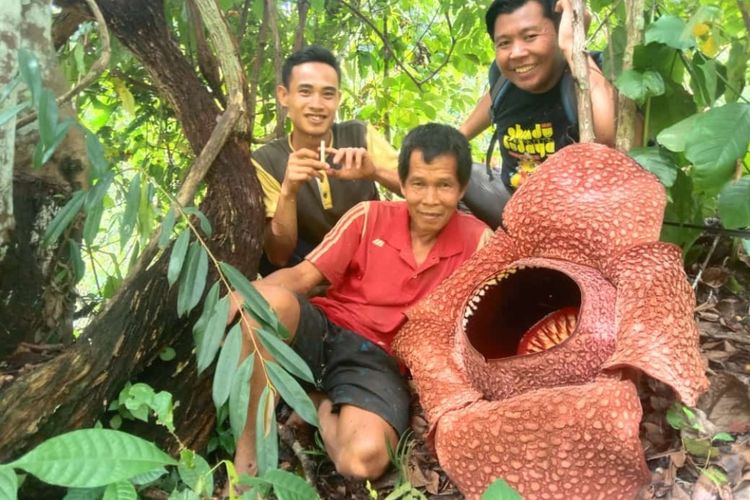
left=385, top=204, right=465, bottom=259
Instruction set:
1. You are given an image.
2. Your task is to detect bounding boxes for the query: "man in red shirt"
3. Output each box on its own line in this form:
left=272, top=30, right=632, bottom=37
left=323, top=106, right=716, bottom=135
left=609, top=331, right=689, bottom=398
left=230, top=123, right=492, bottom=480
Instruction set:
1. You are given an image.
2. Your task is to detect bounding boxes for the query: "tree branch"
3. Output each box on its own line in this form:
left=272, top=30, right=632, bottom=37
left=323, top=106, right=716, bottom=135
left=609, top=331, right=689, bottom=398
left=738, top=0, right=750, bottom=37
left=570, top=0, right=594, bottom=143
left=615, top=0, right=644, bottom=151
left=186, top=0, right=225, bottom=107
left=247, top=0, right=269, bottom=136
left=17, top=0, right=110, bottom=129
left=293, top=0, right=309, bottom=51
left=267, top=0, right=285, bottom=138
left=416, top=13, right=456, bottom=86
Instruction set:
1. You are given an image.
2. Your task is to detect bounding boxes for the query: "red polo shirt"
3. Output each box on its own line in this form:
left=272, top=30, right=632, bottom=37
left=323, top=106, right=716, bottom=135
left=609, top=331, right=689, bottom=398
left=307, top=201, right=490, bottom=353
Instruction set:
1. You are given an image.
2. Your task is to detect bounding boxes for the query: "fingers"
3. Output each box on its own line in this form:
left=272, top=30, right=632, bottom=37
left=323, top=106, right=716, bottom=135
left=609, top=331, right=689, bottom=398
left=284, top=148, right=328, bottom=187
left=327, top=147, right=373, bottom=179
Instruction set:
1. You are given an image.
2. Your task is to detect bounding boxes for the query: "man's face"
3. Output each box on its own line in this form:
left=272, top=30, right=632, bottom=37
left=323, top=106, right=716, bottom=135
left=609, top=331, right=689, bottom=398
left=400, top=150, right=466, bottom=237
left=278, top=62, right=340, bottom=140
left=493, top=0, right=565, bottom=93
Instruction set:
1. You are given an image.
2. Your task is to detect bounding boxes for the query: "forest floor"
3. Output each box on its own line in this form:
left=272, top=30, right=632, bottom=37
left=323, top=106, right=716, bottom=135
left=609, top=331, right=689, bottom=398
left=278, top=239, right=750, bottom=500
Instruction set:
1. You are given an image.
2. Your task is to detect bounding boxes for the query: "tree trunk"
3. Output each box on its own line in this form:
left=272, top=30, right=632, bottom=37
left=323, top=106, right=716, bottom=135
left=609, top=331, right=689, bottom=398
left=0, top=0, right=264, bottom=465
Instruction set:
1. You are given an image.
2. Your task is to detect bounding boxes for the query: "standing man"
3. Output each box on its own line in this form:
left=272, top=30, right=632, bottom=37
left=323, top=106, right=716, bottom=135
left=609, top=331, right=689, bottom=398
left=231, top=124, right=492, bottom=480
left=253, top=46, right=401, bottom=271
left=460, top=0, right=617, bottom=191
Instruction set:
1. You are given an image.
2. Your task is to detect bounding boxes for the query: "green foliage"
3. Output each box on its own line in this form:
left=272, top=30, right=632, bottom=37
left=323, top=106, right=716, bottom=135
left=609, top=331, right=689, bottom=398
left=8, top=429, right=177, bottom=488
left=239, top=468, right=320, bottom=500
left=0, top=466, right=18, bottom=500
left=177, top=449, right=213, bottom=497
left=110, top=382, right=176, bottom=432
left=481, top=479, right=522, bottom=500
left=255, top=386, right=278, bottom=476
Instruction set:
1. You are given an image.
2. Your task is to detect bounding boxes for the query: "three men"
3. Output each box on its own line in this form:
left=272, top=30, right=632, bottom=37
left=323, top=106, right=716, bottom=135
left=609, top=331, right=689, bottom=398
left=460, top=0, right=617, bottom=191
left=252, top=46, right=400, bottom=270
left=232, top=123, right=492, bottom=480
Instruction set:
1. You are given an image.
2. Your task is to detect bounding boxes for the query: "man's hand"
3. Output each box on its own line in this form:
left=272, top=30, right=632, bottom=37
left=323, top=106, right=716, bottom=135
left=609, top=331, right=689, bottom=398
left=326, top=147, right=376, bottom=181
left=281, top=148, right=328, bottom=196
left=555, top=0, right=591, bottom=62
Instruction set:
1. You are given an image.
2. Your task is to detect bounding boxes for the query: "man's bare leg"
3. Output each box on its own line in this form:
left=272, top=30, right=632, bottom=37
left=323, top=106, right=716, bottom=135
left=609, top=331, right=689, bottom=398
left=229, top=284, right=302, bottom=478
left=317, top=401, right=399, bottom=479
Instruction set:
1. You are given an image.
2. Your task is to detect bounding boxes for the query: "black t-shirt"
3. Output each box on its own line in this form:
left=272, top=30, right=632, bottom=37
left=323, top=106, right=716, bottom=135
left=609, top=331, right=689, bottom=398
left=494, top=78, right=578, bottom=190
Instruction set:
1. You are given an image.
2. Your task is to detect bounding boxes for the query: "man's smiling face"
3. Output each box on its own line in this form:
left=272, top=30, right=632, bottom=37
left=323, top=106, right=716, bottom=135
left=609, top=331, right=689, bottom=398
left=278, top=61, right=340, bottom=141
left=493, top=0, right=565, bottom=94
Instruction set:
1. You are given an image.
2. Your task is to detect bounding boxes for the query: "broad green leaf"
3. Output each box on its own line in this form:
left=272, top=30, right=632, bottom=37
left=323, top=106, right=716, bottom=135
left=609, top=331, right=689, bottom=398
left=43, top=190, right=86, bottom=246
left=615, top=70, right=664, bottom=105
left=629, top=147, right=679, bottom=188
left=657, top=113, right=702, bottom=153
left=213, top=323, right=243, bottom=408
left=37, top=88, right=58, bottom=149
left=0, top=466, right=17, bottom=500
left=178, top=449, right=213, bottom=497
left=102, top=480, right=137, bottom=500
left=644, top=16, right=694, bottom=50
left=0, top=101, right=28, bottom=126
left=159, top=347, right=176, bottom=362
left=256, top=327, right=313, bottom=384
left=481, top=479, right=522, bottom=500
left=168, top=230, right=190, bottom=287
left=220, top=262, right=284, bottom=334
left=39, top=118, right=75, bottom=167
left=725, top=40, right=749, bottom=103
left=193, top=281, right=220, bottom=344
left=63, top=487, right=105, bottom=500
left=263, top=469, right=320, bottom=500
left=255, top=386, right=278, bottom=475
left=83, top=192, right=104, bottom=246
left=197, top=295, right=231, bottom=373
left=18, top=48, right=42, bottom=106
left=120, top=174, right=141, bottom=247
left=266, top=361, right=318, bottom=427
left=168, top=489, right=201, bottom=500
left=177, top=242, right=208, bottom=317
left=229, top=354, right=255, bottom=442
left=68, top=239, right=85, bottom=284
left=10, top=429, right=177, bottom=488
left=712, top=432, right=735, bottom=443
left=112, top=78, right=136, bottom=115
left=158, top=207, right=177, bottom=249
left=686, top=103, right=750, bottom=191
left=137, top=182, right=155, bottom=242
left=718, top=177, right=750, bottom=229
left=182, top=207, right=213, bottom=238
left=128, top=467, right=167, bottom=485
left=310, top=0, right=324, bottom=10
left=85, top=130, right=108, bottom=180
left=151, top=391, right=175, bottom=432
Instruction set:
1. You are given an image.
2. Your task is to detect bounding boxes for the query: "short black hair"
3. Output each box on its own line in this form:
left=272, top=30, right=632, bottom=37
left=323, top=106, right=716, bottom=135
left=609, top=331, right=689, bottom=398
left=485, top=0, right=560, bottom=39
left=398, top=123, right=472, bottom=188
left=281, top=45, right=341, bottom=88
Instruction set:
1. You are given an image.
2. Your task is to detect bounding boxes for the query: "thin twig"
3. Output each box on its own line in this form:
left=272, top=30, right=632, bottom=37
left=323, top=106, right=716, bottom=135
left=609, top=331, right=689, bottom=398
left=247, top=0, right=269, bottom=136
left=278, top=424, right=318, bottom=486
left=17, top=0, right=110, bottom=129
left=570, top=0, right=594, bottom=143
left=692, top=234, right=721, bottom=290
left=238, top=0, right=253, bottom=43
left=738, top=0, right=750, bottom=37
left=416, top=13, right=456, bottom=86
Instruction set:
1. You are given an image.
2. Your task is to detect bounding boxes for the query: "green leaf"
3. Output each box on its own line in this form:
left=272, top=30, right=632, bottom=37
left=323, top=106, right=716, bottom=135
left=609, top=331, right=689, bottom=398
left=711, top=432, right=734, bottom=443
left=615, top=70, right=664, bottom=105
left=159, top=347, right=176, bottom=362
left=37, top=89, right=59, bottom=149
left=83, top=194, right=104, bottom=247
left=229, top=353, right=255, bottom=443
left=310, top=0, right=324, bottom=10
left=213, top=323, right=242, bottom=408
left=177, top=242, right=209, bottom=317
left=39, top=118, right=75, bottom=167
left=18, top=48, right=42, bottom=106
left=68, top=239, right=85, bottom=284
left=263, top=469, right=320, bottom=500
left=120, top=174, right=141, bottom=247
left=718, top=177, right=750, bottom=229
left=168, top=230, right=190, bottom=287
left=197, top=295, right=231, bottom=374
left=685, top=103, right=750, bottom=191
left=193, top=281, right=220, bottom=344
left=0, top=101, right=29, bottom=126
left=85, top=130, right=108, bottom=180
left=151, top=391, right=175, bottom=432
left=128, top=467, right=167, bottom=485
left=102, top=480, right=137, bottom=500
left=629, top=147, right=679, bottom=188
left=43, top=190, right=86, bottom=246
left=256, top=327, right=313, bottom=384
left=168, top=489, right=201, bottom=500
left=178, top=449, right=213, bottom=497
left=10, top=429, right=177, bottom=488
left=481, top=479, right=522, bottom=500
left=0, top=74, right=21, bottom=104
left=63, top=487, right=105, bottom=500
left=0, top=466, right=18, bottom=500
left=182, top=207, right=213, bottom=238
left=645, top=16, right=694, bottom=50
left=220, top=262, right=285, bottom=334
left=158, top=207, right=177, bottom=249
left=266, top=361, right=318, bottom=427
left=657, top=113, right=703, bottom=153
left=255, top=386, right=278, bottom=475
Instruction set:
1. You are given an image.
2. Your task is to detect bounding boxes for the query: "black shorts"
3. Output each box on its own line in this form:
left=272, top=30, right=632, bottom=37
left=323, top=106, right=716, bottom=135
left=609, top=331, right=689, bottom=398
left=291, top=294, right=411, bottom=435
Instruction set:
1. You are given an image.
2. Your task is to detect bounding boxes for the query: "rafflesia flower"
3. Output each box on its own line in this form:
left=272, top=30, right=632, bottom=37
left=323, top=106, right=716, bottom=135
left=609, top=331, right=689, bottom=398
left=393, top=143, right=709, bottom=499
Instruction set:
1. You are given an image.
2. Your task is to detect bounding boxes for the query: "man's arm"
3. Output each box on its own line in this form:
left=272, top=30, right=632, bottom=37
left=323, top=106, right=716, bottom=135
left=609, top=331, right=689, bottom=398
left=264, top=148, right=328, bottom=267
left=556, top=0, right=617, bottom=146
left=262, top=259, right=324, bottom=295
left=459, top=92, right=492, bottom=140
